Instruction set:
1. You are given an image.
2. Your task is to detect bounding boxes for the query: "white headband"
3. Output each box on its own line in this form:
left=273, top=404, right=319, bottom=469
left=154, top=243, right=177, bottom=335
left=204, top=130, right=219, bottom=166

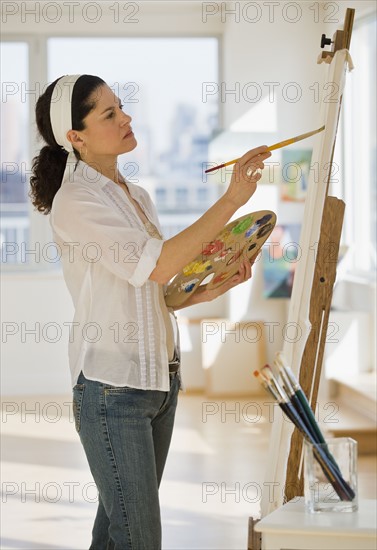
left=50, top=74, right=82, bottom=152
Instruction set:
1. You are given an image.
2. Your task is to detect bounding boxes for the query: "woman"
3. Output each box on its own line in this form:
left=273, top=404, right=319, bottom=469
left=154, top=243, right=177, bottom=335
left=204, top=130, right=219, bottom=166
left=30, top=74, right=271, bottom=550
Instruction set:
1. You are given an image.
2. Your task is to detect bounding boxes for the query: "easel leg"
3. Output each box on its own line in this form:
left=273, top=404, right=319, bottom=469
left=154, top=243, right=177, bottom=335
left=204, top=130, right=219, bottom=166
left=248, top=516, right=262, bottom=550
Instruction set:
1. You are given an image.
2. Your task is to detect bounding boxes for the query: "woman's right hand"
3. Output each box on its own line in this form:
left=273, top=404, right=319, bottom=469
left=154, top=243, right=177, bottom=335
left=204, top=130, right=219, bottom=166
left=150, top=146, right=271, bottom=285
left=225, top=145, right=272, bottom=208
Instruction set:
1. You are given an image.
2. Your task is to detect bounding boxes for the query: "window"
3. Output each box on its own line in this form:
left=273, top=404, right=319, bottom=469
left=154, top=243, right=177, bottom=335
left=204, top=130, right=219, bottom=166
left=0, top=42, right=30, bottom=264
left=48, top=37, right=219, bottom=236
left=342, top=15, right=376, bottom=277
left=197, top=187, right=208, bottom=204
left=175, top=187, right=189, bottom=207
left=155, top=187, right=167, bottom=208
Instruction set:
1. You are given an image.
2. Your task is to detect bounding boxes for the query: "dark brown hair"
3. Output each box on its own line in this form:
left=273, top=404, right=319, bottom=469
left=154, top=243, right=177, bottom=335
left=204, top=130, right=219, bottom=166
left=29, top=74, right=105, bottom=214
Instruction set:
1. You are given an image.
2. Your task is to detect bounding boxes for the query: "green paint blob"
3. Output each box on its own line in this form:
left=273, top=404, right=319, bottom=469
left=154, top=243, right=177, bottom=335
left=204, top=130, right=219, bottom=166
left=232, top=216, right=253, bottom=235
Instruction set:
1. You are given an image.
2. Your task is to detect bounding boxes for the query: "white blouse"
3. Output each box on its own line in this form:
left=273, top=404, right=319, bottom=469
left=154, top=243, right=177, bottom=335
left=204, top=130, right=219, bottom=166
left=50, top=160, right=177, bottom=391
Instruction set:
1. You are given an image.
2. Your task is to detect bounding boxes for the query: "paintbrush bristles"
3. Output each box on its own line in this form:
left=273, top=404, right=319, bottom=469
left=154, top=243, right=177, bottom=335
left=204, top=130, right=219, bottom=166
left=274, top=352, right=298, bottom=389
left=261, top=365, right=289, bottom=401
left=273, top=354, right=295, bottom=395
left=253, top=369, right=280, bottom=400
left=274, top=351, right=288, bottom=369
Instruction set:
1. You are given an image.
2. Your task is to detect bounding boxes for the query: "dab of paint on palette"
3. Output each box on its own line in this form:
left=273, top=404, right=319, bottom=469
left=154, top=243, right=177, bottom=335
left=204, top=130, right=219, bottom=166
left=165, top=210, right=277, bottom=308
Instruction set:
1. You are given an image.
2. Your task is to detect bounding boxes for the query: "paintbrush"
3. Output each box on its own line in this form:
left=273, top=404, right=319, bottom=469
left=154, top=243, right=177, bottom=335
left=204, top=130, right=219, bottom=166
left=255, top=368, right=315, bottom=434
left=262, top=364, right=320, bottom=445
left=255, top=368, right=314, bottom=437
left=204, top=125, right=325, bottom=174
left=253, top=369, right=280, bottom=401
left=254, top=368, right=355, bottom=501
left=266, top=360, right=342, bottom=476
left=274, top=352, right=327, bottom=446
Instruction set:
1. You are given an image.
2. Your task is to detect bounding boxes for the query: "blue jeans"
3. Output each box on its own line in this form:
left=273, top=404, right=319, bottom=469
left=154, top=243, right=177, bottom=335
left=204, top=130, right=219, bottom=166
left=73, top=371, right=180, bottom=550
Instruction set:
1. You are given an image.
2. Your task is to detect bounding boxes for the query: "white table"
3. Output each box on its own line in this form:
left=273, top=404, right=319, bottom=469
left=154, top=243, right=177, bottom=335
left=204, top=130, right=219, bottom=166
left=255, top=497, right=377, bottom=550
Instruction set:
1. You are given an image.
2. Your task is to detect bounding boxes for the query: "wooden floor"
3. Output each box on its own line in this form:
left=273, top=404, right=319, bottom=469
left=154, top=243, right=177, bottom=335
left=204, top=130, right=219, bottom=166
left=1, top=393, right=376, bottom=549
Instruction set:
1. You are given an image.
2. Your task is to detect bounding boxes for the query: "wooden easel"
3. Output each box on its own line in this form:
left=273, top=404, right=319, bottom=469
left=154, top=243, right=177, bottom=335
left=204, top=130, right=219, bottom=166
left=248, top=8, right=355, bottom=548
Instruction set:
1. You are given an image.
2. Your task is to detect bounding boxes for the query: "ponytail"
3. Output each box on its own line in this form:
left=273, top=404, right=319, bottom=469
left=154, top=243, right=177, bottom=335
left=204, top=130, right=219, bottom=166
left=30, top=145, right=68, bottom=214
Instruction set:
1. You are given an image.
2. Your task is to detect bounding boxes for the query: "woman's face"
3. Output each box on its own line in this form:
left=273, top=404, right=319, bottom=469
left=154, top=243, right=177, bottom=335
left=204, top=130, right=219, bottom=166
left=76, top=84, right=137, bottom=158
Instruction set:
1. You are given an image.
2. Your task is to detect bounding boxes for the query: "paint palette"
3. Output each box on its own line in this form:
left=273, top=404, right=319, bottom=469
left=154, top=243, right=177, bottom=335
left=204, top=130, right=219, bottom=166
left=165, top=210, right=277, bottom=308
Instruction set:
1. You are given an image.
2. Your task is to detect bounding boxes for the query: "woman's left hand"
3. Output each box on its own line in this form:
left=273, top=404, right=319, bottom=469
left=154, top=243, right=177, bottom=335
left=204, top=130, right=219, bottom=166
left=171, top=258, right=255, bottom=310
left=202, top=258, right=253, bottom=301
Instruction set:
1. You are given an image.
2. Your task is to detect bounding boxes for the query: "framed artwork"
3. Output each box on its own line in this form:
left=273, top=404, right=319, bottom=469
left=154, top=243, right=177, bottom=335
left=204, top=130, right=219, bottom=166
left=280, top=149, right=312, bottom=202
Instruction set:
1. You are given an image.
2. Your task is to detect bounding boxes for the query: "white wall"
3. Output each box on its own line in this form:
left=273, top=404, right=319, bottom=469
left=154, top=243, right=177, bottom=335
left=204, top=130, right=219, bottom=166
left=1, top=273, right=74, bottom=394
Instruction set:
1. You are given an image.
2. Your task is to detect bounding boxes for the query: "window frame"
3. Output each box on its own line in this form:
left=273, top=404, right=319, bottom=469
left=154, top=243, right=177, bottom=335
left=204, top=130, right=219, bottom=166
left=1, top=34, right=50, bottom=273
